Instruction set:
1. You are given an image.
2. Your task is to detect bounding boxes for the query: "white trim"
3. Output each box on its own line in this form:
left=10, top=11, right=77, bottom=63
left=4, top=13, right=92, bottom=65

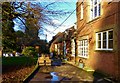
left=101, top=32, right=103, bottom=49
left=96, top=29, right=113, bottom=50
left=71, top=39, right=75, bottom=57
left=90, top=0, right=101, bottom=20
left=96, top=33, right=98, bottom=50
left=55, top=44, right=57, bottom=52
left=78, top=39, right=88, bottom=58
left=106, top=31, right=109, bottom=49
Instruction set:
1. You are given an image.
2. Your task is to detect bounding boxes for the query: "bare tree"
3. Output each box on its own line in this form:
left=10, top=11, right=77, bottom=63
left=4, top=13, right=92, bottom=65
left=12, top=2, right=71, bottom=33
left=2, top=1, right=72, bottom=49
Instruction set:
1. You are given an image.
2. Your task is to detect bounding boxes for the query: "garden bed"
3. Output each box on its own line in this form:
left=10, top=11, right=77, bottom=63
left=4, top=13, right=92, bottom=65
left=2, top=57, right=38, bottom=82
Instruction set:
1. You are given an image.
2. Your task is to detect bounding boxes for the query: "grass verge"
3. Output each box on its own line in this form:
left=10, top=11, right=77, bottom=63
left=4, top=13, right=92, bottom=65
left=23, top=62, right=39, bottom=83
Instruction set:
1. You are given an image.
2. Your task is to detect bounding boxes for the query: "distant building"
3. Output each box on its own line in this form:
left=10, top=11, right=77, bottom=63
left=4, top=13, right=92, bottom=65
left=64, top=25, right=76, bottom=61
left=50, top=32, right=64, bottom=56
left=49, top=24, right=76, bottom=60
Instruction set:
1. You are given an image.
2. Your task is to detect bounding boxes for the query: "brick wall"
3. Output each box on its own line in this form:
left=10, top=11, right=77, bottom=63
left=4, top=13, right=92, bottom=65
left=117, top=2, right=120, bottom=80
left=76, top=1, right=120, bottom=79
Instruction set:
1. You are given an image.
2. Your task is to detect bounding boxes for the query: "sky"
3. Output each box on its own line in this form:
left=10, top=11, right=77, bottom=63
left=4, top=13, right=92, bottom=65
left=13, top=1, right=77, bottom=42
left=39, top=2, right=77, bottom=42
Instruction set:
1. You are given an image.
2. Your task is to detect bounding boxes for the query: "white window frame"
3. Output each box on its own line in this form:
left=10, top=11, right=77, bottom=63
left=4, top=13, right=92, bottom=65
left=58, top=43, right=60, bottom=55
left=71, top=39, right=75, bottom=57
left=80, top=3, right=84, bottom=20
left=90, top=0, right=101, bottom=20
left=78, top=39, right=88, bottom=58
left=55, top=44, right=57, bottom=52
left=96, top=29, right=113, bottom=51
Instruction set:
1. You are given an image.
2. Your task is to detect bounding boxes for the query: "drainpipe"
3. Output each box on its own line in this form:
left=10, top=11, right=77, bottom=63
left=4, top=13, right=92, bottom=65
left=63, top=41, right=66, bottom=58
left=74, top=38, right=77, bottom=64
left=63, top=33, right=66, bottom=59
left=74, top=31, right=77, bottom=64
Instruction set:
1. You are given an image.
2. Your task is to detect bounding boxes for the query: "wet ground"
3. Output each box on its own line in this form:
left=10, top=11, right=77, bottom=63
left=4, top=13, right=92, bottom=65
left=28, top=58, right=115, bottom=83
left=29, top=64, right=94, bottom=83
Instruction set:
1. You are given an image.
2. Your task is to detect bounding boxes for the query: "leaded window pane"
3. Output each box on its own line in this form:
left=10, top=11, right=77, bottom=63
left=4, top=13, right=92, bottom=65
left=98, top=41, right=101, bottom=48
left=78, top=39, right=88, bottom=58
left=108, top=40, right=113, bottom=48
left=98, top=33, right=101, bottom=40
left=103, top=32, right=106, bottom=40
left=103, top=41, right=106, bottom=48
left=94, top=0, right=97, bottom=5
left=108, top=31, right=113, bottom=48
left=98, top=4, right=101, bottom=16
left=109, top=31, right=113, bottom=39
left=94, top=6, right=97, bottom=17
left=91, top=0, right=101, bottom=19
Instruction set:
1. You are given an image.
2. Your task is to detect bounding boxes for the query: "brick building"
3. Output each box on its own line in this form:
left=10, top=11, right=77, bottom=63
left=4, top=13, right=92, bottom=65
left=64, top=26, right=76, bottom=60
left=50, top=32, right=64, bottom=56
left=50, top=25, right=76, bottom=60
left=76, top=0, right=120, bottom=79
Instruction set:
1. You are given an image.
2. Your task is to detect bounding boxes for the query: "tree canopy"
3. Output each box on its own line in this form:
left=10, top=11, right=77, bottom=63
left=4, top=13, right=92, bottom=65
left=2, top=2, right=17, bottom=52
left=2, top=1, right=71, bottom=53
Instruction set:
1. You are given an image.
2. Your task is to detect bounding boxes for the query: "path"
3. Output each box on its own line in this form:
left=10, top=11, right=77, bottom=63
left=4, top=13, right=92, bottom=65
left=29, top=64, right=93, bottom=82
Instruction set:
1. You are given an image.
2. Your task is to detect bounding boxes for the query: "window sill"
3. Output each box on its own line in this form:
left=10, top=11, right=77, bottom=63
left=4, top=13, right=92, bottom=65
left=80, top=18, right=83, bottom=21
left=87, top=16, right=101, bottom=24
left=78, top=56, right=88, bottom=59
left=95, top=49, right=114, bottom=53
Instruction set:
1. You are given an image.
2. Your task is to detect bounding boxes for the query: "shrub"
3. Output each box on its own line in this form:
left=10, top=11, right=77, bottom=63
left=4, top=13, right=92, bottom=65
left=2, top=56, right=38, bottom=66
left=22, top=46, right=38, bottom=57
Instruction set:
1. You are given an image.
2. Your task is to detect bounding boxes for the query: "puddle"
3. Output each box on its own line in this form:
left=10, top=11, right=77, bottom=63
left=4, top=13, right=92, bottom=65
left=50, top=72, right=59, bottom=81
left=45, top=72, right=72, bottom=82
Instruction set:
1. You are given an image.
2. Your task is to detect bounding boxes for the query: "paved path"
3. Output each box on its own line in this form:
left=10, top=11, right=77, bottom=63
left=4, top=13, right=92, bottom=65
left=29, top=64, right=93, bottom=83
left=28, top=58, right=113, bottom=83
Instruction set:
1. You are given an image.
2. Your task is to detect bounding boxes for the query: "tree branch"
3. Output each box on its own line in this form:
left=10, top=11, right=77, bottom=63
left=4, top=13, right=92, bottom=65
left=17, top=16, right=29, bottom=30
